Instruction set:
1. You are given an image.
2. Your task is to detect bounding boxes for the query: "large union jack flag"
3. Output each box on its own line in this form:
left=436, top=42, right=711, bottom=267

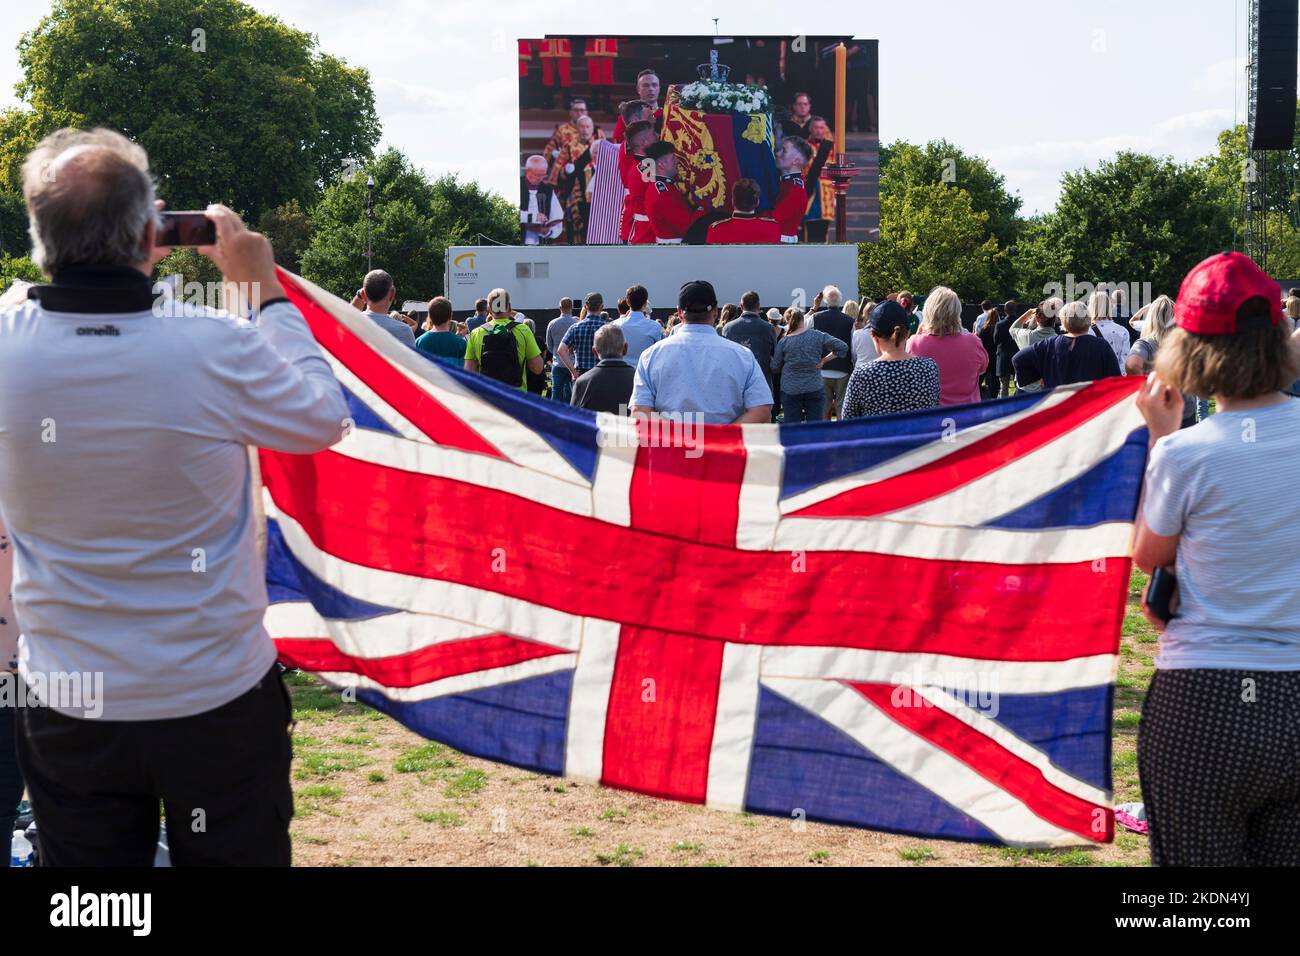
left=261, top=270, right=1149, bottom=848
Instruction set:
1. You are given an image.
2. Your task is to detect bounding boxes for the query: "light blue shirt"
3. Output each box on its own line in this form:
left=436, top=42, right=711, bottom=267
left=631, top=322, right=773, bottom=424
left=365, top=309, right=416, bottom=347
left=614, top=311, right=664, bottom=364
left=1143, top=399, right=1300, bottom=670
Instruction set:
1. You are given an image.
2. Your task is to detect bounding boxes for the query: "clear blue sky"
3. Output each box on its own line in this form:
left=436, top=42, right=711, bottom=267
left=0, top=0, right=1258, bottom=214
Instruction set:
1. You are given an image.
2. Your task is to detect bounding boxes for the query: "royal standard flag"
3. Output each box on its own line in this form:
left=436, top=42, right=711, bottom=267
left=661, top=90, right=778, bottom=214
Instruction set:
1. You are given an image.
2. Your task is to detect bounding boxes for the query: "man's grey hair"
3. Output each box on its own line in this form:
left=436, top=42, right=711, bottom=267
left=525, top=155, right=547, bottom=171
left=822, top=285, right=843, bottom=307
left=23, top=128, right=156, bottom=277
left=593, top=322, right=625, bottom=359
left=1061, top=300, right=1092, bottom=334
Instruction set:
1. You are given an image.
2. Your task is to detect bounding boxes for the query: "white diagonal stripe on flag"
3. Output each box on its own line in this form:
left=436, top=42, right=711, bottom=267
left=759, top=646, right=1117, bottom=693
left=761, top=676, right=1090, bottom=847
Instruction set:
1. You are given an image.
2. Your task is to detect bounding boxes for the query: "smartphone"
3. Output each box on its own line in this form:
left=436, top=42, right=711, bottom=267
left=1144, top=566, right=1178, bottom=623
left=156, top=211, right=216, bottom=247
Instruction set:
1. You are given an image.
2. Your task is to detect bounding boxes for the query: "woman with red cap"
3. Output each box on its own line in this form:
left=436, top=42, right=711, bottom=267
left=1132, top=251, right=1300, bottom=867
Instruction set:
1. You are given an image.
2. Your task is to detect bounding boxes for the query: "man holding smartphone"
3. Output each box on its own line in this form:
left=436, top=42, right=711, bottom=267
left=0, top=127, right=349, bottom=866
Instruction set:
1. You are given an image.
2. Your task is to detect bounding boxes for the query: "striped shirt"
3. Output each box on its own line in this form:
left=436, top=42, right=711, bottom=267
left=1143, top=399, right=1300, bottom=670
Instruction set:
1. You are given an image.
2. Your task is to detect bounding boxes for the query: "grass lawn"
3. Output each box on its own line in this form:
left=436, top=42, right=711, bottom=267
left=285, top=569, right=1158, bottom=867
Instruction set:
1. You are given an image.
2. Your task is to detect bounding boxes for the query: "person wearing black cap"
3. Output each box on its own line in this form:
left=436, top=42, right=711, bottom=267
left=641, top=142, right=705, bottom=245
left=629, top=280, right=772, bottom=425
left=842, top=301, right=941, bottom=418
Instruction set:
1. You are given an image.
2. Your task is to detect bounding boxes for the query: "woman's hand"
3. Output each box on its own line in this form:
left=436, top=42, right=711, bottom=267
left=1139, top=568, right=1179, bottom=634
left=1136, top=372, right=1184, bottom=443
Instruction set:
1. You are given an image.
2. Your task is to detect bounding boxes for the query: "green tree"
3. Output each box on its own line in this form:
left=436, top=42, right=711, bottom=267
left=258, top=199, right=312, bottom=273
left=1010, top=151, right=1232, bottom=300
left=0, top=185, right=28, bottom=258
left=1201, top=106, right=1300, bottom=217
left=0, top=252, right=42, bottom=289
left=878, top=140, right=1023, bottom=296
left=858, top=183, right=1001, bottom=301
left=880, top=140, right=1023, bottom=248
left=153, top=247, right=222, bottom=289
left=4, top=0, right=379, bottom=224
left=301, top=149, right=517, bottom=301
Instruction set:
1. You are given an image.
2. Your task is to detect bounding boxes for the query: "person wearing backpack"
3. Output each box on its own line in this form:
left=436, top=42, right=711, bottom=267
left=464, top=288, right=543, bottom=390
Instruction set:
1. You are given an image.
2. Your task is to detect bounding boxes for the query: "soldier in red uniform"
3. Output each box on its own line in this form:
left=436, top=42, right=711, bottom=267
left=706, top=179, right=782, bottom=244
left=539, top=38, right=573, bottom=90
left=770, top=137, right=812, bottom=243
left=768, top=136, right=830, bottom=244
left=620, top=120, right=659, bottom=244
left=641, top=142, right=705, bottom=244
left=611, top=69, right=662, bottom=142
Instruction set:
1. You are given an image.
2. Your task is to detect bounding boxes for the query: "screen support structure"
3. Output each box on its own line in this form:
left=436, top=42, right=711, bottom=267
left=1245, top=0, right=1269, bottom=268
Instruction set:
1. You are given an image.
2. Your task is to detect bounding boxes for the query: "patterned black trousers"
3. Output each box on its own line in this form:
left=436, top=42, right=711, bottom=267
left=1138, top=668, right=1300, bottom=866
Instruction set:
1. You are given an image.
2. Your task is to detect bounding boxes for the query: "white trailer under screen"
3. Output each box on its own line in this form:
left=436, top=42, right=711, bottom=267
left=444, top=245, right=859, bottom=314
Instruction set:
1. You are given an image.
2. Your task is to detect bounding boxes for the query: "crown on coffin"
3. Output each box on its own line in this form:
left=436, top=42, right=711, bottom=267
left=696, top=49, right=731, bottom=83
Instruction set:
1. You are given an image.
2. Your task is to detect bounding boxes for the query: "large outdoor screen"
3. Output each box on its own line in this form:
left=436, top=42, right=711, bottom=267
left=517, top=35, right=879, bottom=247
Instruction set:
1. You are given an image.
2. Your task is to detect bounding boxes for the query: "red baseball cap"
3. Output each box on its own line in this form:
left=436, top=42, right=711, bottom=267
left=1175, top=251, right=1284, bottom=335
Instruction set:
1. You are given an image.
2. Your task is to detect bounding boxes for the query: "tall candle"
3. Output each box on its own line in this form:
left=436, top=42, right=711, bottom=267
left=834, top=43, right=846, bottom=157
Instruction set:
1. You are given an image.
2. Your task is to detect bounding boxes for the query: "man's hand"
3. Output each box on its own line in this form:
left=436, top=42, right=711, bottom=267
left=735, top=405, right=772, bottom=425
left=148, top=199, right=173, bottom=269
left=198, top=204, right=285, bottom=304
left=1136, top=372, right=1184, bottom=445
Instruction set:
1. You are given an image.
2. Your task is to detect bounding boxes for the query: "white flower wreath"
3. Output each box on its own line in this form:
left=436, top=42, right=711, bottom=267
left=677, top=80, right=772, bottom=114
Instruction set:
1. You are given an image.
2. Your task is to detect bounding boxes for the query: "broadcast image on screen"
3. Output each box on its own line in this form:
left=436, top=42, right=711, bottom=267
left=517, top=35, right=879, bottom=247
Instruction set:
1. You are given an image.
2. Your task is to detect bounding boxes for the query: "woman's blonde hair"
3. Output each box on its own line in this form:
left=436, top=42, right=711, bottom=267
left=920, top=286, right=962, bottom=336
left=1285, top=296, right=1300, bottom=321
left=1157, top=299, right=1300, bottom=399
left=1141, top=295, right=1176, bottom=345
left=843, top=299, right=860, bottom=321
left=784, top=306, right=805, bottom=334
left=1088, top=289, right=1113, bottom=322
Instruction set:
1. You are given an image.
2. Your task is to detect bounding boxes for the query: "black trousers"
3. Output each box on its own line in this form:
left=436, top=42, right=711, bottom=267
left=802, top=220, right=830, bottom=244
left=980, top=369, right=1000, bottom=400
left=1138, top=668, right=1300, bottom=866
left=17, top=663, right=294, bottom=866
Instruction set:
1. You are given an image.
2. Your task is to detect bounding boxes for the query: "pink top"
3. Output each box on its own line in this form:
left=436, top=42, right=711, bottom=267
left=905, top=331, right=988, bottom=406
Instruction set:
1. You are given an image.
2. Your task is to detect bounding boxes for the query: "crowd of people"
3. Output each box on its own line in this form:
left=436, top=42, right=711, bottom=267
left=378, top=272, right=1300, bottom=431
left=2, top=127, right=1299, bottom=870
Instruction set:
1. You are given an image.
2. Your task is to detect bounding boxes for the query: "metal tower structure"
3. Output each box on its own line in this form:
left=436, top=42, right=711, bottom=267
left=1245, top=0, right=1270, bottom=267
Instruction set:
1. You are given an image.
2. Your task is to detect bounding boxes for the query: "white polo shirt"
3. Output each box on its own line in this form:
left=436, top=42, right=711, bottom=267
left=0, top=270, right=348, bottom=719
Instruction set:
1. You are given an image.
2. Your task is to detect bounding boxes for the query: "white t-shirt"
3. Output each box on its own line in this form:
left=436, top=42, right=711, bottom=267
left=1143, top=399, right=1300, bottom=670
left=851, top=327, right=878, bottom=365
left=0, top=516, right=15, bottom=673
